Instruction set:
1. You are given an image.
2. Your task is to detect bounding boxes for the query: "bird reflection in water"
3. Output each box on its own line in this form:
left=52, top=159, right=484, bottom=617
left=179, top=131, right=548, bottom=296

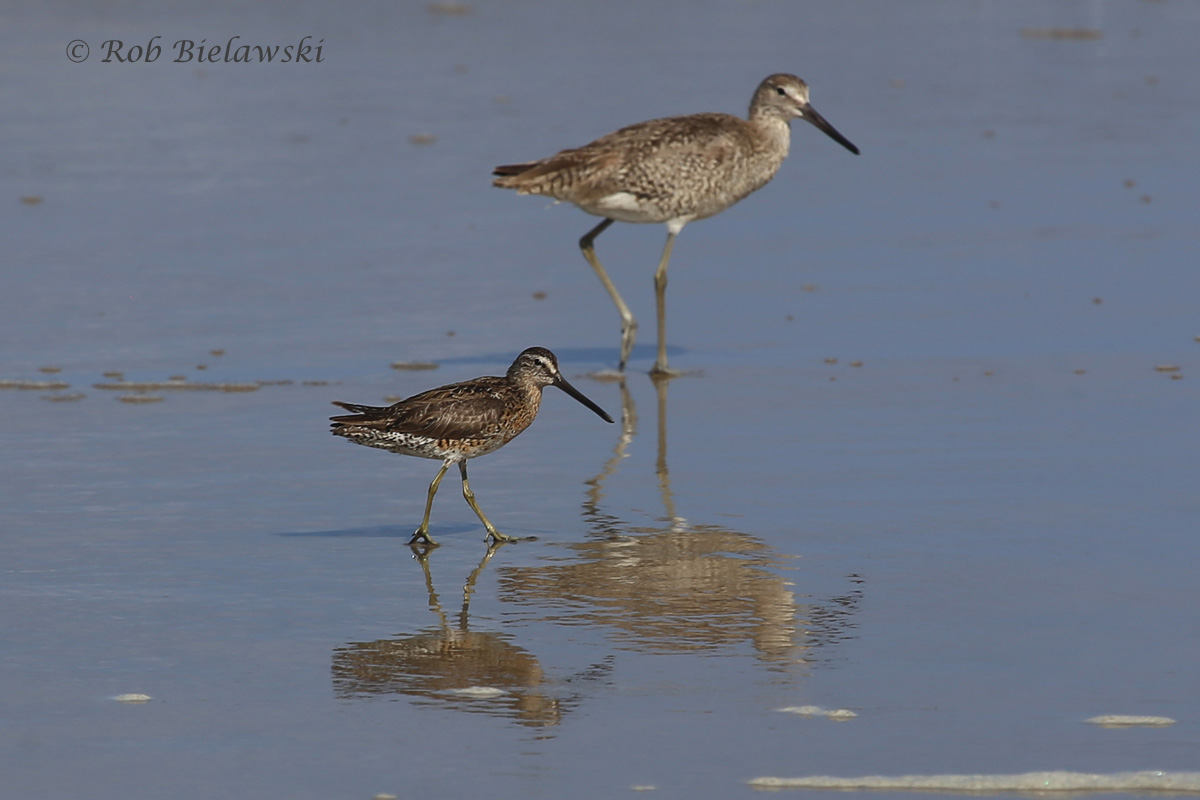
left=331, top=375, right=862, bottom=723
left=331, top=544, right=611, bottom=731
left=496, top=375, right=862, bottom=669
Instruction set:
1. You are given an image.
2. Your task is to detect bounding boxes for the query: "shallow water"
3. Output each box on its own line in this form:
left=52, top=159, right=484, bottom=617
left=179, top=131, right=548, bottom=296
left=3, top=1, right=1199, bottom=798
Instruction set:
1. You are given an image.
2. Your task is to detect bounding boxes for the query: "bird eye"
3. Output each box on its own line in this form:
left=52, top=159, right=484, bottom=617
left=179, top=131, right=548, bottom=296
left=774, top=86, right=786, bottom=96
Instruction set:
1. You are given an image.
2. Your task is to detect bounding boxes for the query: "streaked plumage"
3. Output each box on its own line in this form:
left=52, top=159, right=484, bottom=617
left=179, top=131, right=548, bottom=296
left=331, top=347, right=613, bottom=545
left=494, top=73, right=859, bottom=375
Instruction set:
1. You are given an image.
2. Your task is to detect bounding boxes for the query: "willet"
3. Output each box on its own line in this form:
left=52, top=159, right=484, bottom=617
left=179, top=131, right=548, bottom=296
left=493, top=73, right=859, bottom=375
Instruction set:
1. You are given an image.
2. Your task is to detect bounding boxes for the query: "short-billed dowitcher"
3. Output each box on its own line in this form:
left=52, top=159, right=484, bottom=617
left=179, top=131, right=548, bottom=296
left=330, top=347, right=613, bottom=545
left=494, top=74, right=859, bottom=376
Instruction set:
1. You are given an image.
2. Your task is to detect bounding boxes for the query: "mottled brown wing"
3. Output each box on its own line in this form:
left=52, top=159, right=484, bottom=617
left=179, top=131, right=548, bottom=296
left=495, top=113, right=747, bottom=205
left=492, top=149, right=599, bottom=194
left=490, top=118, right=661, bottom=195
left=608, top=113, right=748, bottom=167
left=596, top=112, right=745, bottom=153
left=382, top=379, right=509, bottom=441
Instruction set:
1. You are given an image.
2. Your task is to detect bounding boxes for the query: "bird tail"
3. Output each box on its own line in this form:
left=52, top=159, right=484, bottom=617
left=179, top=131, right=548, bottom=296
left=330, top=401, right=392, bottom=424
left=492, top=161, right=537, bottom=178
left=492, top=161, right=547, bottom=189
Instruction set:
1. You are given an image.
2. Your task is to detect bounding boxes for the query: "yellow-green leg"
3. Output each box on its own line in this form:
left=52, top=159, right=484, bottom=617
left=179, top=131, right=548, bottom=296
left=459, top=462, right=516, bottom=543
left=651, top=231, right=682, bottom=377
left=410, top=460, right=451, bottom=545
left=580, top=218, right=637, bottom=372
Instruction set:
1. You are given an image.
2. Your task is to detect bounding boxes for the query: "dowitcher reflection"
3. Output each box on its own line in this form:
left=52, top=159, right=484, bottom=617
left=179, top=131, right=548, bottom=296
left=330, top=347, right=613, bottom=546
left=332, top=544, right=607, bottom=731
left=494, top=74, right=859, bottom=375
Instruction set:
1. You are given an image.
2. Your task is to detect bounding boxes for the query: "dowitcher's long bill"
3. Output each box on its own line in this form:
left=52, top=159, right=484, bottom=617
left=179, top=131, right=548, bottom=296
left=493, top=73, right=859, bottom=376
left=330, top=347, right=613, bottom=546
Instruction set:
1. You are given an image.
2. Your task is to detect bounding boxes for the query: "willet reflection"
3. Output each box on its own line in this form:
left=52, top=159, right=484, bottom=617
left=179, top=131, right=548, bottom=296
left=331, top=544, right=608, bottom=731
left=496, top=377, right=862, bottom=669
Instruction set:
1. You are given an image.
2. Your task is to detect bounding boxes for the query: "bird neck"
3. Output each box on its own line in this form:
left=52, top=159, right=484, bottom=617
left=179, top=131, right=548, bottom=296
left=517, top=381, right=545, bottom=410
left=749, top=114, right=792, bottom=162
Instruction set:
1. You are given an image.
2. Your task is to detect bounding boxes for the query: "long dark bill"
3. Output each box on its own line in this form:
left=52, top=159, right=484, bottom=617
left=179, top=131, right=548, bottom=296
left=802, top=104, right=860, bottom=155
left=554, top=376, right=615, bottom=423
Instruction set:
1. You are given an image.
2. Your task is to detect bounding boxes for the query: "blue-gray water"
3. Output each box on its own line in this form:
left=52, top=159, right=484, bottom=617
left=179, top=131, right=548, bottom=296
left=3, top=2, right=1198, bottom=798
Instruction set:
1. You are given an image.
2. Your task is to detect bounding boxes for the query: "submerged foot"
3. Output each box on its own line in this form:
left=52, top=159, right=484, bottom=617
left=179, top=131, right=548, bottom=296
left=649, top=363, right=696, bottom=379
left=408, top=530, right=439, bottom=547
left=485, top=530, right=535, bottom=544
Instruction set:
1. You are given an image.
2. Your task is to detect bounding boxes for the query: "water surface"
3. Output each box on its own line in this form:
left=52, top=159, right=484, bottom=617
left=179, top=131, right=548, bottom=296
left=3, top=1, right=1198, bottom=798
